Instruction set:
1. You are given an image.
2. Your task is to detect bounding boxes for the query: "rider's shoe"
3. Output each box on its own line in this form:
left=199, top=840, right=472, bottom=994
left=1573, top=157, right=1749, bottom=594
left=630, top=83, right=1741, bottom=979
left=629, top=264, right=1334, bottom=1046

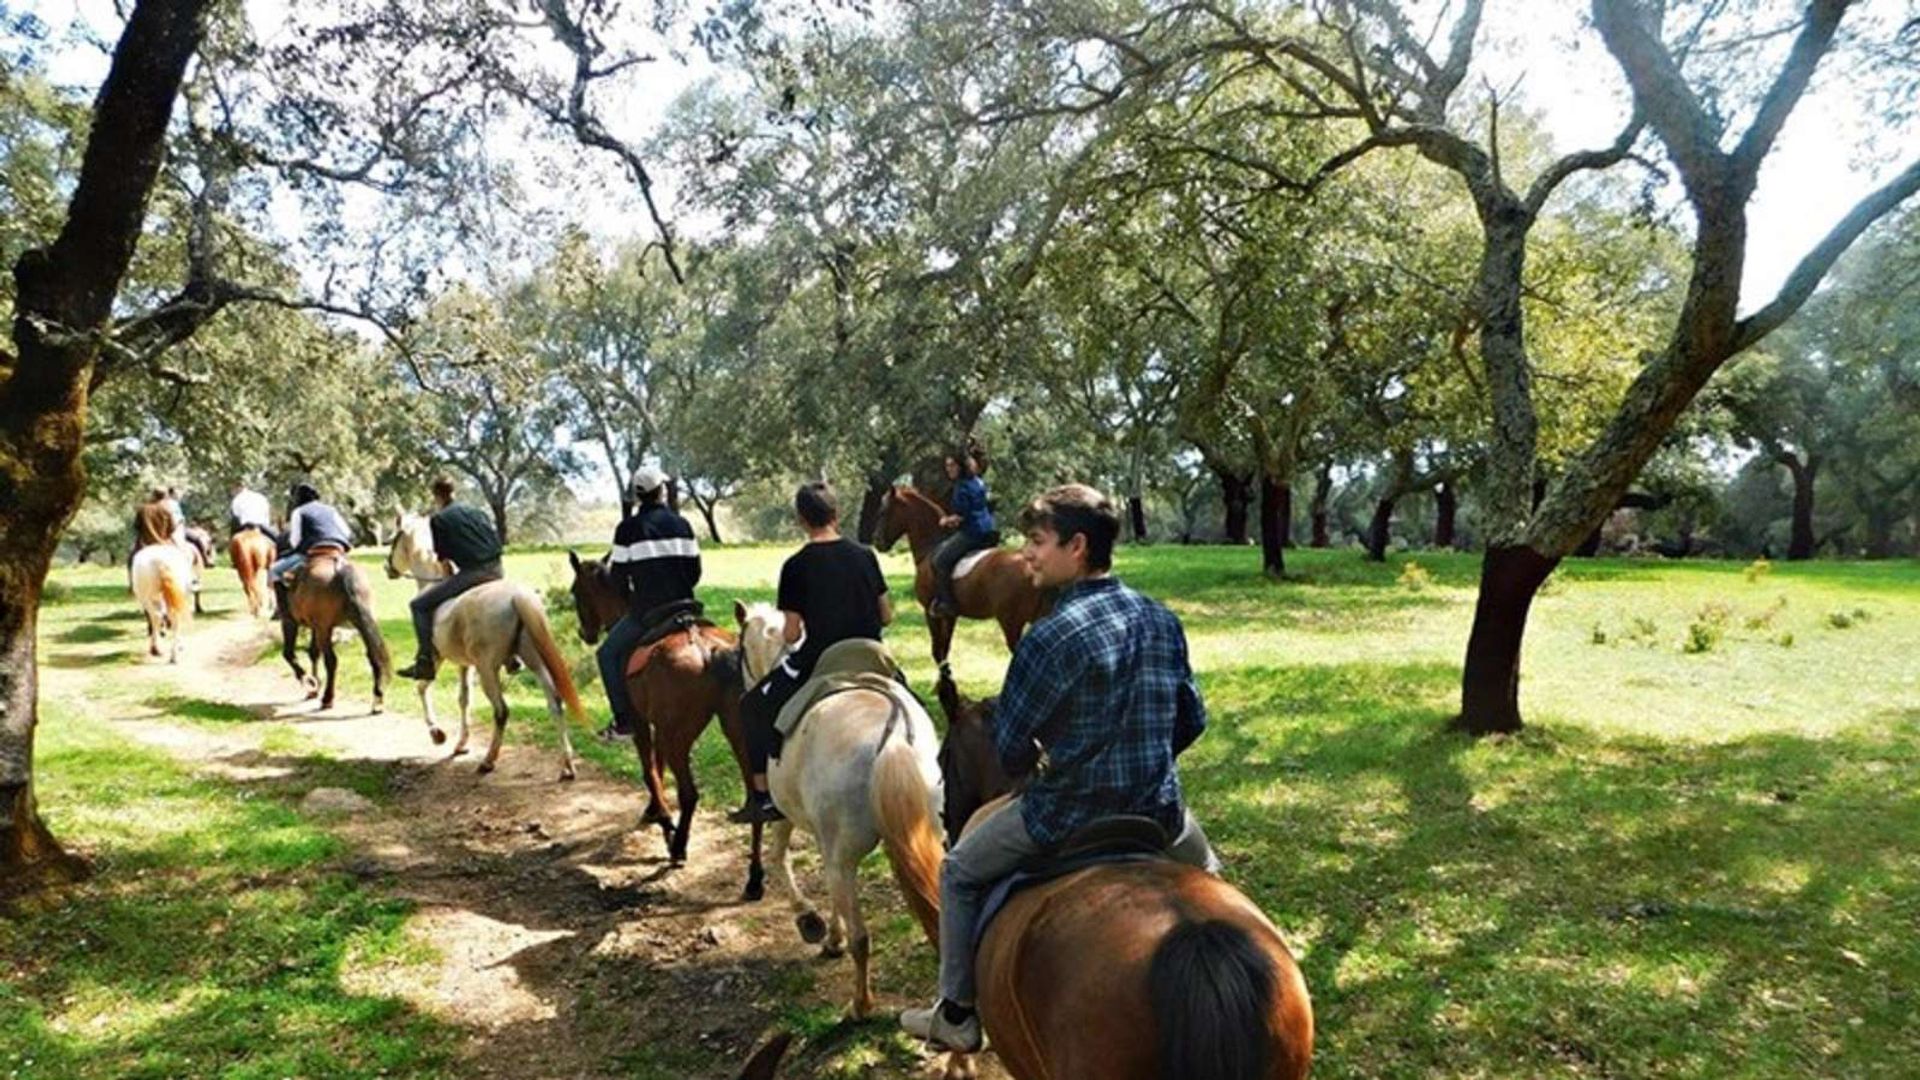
left=900, top=1000, right=982, bottom=1053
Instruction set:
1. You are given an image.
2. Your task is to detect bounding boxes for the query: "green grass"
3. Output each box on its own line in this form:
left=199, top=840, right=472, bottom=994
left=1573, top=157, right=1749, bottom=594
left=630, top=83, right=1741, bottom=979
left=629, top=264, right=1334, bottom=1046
left=17, top=543, right=1920, bottom=1077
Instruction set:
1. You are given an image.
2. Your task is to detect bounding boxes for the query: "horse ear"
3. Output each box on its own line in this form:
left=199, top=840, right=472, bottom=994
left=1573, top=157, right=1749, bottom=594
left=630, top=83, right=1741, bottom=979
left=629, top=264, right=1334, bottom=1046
left=568, top=550, right=580, bottom=571
left=734, top=1031, right=792, bottom=1080
left=733, top=599, right=748, bottom=627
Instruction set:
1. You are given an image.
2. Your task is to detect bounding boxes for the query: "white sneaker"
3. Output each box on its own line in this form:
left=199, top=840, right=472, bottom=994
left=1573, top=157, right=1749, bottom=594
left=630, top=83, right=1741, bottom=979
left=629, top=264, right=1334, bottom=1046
left=900, top=1000, right=982, bottom=1052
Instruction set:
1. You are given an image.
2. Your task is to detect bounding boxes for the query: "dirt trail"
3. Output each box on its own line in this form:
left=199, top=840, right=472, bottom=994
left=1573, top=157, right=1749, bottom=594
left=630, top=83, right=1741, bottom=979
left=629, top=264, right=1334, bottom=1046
left=46, top=610, right=971, bottom=1079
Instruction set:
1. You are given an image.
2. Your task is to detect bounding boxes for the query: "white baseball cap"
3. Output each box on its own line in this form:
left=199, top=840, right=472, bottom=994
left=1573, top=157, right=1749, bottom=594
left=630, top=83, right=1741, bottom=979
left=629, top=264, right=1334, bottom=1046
left=632, top=464, right=668, bottom=495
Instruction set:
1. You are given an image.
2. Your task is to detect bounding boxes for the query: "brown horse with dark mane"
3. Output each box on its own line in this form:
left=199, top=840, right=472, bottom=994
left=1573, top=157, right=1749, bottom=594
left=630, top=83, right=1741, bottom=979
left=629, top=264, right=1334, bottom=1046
left=873, top=486, right=1049, bottom=669
left=567, top=551, right=752, bottom=864
left=929, top=674, right=1314, bottom=1080
left=279, top=545, right=391, bottom=713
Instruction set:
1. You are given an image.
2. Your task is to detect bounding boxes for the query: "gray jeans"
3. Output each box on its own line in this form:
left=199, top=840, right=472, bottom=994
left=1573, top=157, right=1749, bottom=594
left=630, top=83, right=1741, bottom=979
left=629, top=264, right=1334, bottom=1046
left=937, top=796, right=1220, bottom=1006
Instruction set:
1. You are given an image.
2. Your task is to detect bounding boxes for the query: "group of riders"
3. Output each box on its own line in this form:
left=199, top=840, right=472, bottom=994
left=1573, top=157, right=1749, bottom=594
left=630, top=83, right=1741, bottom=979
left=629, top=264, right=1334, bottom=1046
left=134, top=445, right=1220, bottom=1056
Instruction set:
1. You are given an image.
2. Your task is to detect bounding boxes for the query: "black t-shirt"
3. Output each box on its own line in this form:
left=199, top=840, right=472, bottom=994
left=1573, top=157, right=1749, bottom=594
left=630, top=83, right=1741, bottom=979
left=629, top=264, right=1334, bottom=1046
left=777, top=537, right=888, bottom=665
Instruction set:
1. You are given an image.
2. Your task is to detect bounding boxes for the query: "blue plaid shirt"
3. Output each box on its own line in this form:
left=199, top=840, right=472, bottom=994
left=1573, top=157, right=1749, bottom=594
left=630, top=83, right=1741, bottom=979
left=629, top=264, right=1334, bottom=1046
left=994, top=575, right=1206, bottom=847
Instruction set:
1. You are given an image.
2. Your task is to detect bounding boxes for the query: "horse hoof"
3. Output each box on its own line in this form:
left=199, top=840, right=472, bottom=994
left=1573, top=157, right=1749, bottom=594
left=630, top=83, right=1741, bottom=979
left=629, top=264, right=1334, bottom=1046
left=796, top=912, right=828, bottom=944
left=477, top=762, right=495, bottom=775
left=429, top=728, right=447, bottom=746
left=304, top=688, right=320, bottom=701
left=743, top=880, right=765, bottom=903
left=371, top=701, right=384, bottom=715
left=558, top=769, right=576, bottom=783
left=820, top=942, right=844, bottom=960
left=452, top=747, right=469, bottom=757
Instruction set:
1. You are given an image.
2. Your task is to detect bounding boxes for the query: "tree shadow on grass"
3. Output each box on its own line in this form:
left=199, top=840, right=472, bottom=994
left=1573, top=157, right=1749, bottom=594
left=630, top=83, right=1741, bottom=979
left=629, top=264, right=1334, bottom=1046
left=1184, top=659, right=1920, bottom=1077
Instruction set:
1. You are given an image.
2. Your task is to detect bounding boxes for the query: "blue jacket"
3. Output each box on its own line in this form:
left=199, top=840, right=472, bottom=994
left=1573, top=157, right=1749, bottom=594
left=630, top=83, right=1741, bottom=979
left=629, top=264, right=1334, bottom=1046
left=951, top=475, right=995, bottom=538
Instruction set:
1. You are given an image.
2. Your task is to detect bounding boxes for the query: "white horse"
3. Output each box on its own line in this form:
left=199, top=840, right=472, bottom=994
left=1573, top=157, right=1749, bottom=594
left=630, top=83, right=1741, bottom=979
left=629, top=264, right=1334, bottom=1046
left=131, top=543, right=194, bottom=664
left=735, top=600, right=944, bottom=1018
left=385, top=514, right=584, bottom=780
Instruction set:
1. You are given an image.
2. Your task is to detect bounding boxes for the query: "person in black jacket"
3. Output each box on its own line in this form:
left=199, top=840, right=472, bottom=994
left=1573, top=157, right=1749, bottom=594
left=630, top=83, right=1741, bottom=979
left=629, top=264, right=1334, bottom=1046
left=394, top=477, right=505, bottom=681
left=595, top=465, right=701, bottom=740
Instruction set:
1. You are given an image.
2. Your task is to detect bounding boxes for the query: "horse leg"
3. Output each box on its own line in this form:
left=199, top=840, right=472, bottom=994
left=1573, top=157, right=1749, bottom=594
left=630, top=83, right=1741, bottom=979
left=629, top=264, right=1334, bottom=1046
left=825, top=847, right=871, bottom=1015
left=318, top=630, right=339, bottom=710
left=745, top=816, right=766, bottom=902
left=998, top=612, right=1024, bottom=652
left=475, top=666, right=509, bottom=775
left=281, top=613, right=311, bottom=691
left=770, top=821, right=828, bottom=946
left=416, top=673, right=446, bottom=749
left=453, top=666, right=473, bottom=756
left=931, top=611, right=956, bottom=668
left=627, top=703, right=674, bottom=846
left=664, top=743, right=698, bottom=865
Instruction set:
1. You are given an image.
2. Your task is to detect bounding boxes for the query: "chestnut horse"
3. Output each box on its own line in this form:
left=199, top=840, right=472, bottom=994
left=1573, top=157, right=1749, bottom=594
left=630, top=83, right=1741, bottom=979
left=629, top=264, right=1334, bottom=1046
left=930, top=675, right=1314, bottom=1080
left=229, top=528, right=277, bottom=619
left=566, top=551, right=752, bottom=864
left=873, top=485, right=1049, bottom=670
left=278, top=546, right=391, bottom=713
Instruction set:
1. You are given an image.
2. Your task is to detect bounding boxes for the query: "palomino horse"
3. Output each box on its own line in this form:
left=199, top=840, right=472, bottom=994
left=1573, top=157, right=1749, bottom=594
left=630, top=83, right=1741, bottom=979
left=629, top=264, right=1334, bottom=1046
left=278, top=545, right=391, bottom=713
left=931, top=677, right=1314, bottom=1080
left=387, top=517, right=586, bottom=780
left=566, top=551, right=753, bottom=864
left=734, top=601, right=944, bottom=1018
left=131, top=543, right=194, bottom=664
left=229, top=528, right=278, bottom=619
left=873, top=485, right=1049, bottom=670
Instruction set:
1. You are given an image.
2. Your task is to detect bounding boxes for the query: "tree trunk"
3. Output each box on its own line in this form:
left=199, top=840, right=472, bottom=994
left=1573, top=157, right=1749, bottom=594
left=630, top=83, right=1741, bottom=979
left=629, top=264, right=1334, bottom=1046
left=1784, top=458, right=1816, bottom=561
left=489, top=499, right=510, bottom=546
left=695, top=499, right=723, bottom=544
left=855, top=474, right=889, bottom=545
left=1434, top=480, right=1458, bottom=549
left=1863, top=508, right=1894, bottom=560
left=1259, top=476, right=1290, bottom=578
left=1453, top=546, right=1559, bottom=735
left=1365, top=495, right=1397, bottom=562
left=1217, top=467, right=1252, bottom=544
left=1, top=0, right=212, bottom=888
left=1573, top=526, right=1603, bottom=557
left=1310, top=466, right=1332, bottom=548
left=1128, top=495, right=1148, bottom=543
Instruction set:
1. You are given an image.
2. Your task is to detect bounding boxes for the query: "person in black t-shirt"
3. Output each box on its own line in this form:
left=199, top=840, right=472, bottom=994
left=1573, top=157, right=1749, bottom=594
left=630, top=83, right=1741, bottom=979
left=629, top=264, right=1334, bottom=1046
left=735, top=480, right=892, bottom=823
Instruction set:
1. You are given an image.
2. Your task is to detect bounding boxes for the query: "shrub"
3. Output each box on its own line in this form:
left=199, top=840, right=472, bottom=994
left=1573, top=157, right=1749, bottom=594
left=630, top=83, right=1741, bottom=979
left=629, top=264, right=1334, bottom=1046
left=1683, top=618, right=1723, bottom=654
left=1397, top=560, right=1433, bottom=592
left=1743, top=557, right=1772, bottom=583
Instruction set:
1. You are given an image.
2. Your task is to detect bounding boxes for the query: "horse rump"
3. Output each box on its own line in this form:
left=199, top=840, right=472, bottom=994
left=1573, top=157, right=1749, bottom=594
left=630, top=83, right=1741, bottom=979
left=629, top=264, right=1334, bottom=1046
left=1147, top=918, right=1276, bottom=1080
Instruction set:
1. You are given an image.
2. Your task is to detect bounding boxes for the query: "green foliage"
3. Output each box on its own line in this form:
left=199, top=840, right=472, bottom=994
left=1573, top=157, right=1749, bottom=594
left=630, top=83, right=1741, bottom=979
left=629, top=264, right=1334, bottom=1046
left=1397, top=559, right=1433, bottom=592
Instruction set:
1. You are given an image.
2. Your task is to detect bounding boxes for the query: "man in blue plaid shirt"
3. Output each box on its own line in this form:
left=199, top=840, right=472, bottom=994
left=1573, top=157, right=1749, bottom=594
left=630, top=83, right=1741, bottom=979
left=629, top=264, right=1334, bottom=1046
left=902, top=483, right=1219, bottom=1053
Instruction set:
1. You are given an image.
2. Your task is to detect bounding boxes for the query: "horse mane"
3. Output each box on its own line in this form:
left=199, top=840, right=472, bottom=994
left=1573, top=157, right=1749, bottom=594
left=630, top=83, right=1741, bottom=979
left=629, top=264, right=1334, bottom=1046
left=891, top=485, right=949, bottom=515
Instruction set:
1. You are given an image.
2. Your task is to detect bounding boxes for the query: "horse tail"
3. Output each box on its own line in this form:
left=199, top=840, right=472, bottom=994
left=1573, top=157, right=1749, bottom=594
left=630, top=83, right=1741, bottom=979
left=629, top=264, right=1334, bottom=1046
left=869, top=731, right=943, bottom=948
left=158, top=558, right=192, bottom=630
left=1149, top=919, right=1278, bottom=1080
left=338, top=564, right=391, bottom=676
left=511, top=589, right=587, bottom=724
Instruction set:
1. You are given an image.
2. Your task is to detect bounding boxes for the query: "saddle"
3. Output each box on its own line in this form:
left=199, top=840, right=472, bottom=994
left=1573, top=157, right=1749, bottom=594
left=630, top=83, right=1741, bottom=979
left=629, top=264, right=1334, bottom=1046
left=771, top=638, right=910, bottom=741
left=624, top=599, right=710, bottom=677
left=973, top=814, right=1179, bottom=955
left=293, top=544, right=348, bottom=589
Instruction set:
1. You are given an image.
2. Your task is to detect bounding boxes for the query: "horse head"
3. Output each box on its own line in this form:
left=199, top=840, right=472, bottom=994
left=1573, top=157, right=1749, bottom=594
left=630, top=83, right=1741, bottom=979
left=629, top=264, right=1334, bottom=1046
left=731, top=598, right=792, bottom=687
left=873, top=486, right=904, bottom=553
left=566, top=549, right=621, bottom=645
left=385, top=512, right=436, bottom=582
left=933, top=669, right=1014, bottom=844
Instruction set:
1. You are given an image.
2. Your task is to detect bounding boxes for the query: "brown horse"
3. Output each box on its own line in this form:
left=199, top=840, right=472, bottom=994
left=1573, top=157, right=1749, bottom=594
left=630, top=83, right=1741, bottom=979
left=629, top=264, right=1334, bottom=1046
left=932, top=676, right=1314, bottom=1080
left=230, top=529, right=277, bottom=619
left=873, top=485, right=1049, bottom=670
left=279, top=545, right=392, bottom=713
left=566, top=551, right=752, bottom=864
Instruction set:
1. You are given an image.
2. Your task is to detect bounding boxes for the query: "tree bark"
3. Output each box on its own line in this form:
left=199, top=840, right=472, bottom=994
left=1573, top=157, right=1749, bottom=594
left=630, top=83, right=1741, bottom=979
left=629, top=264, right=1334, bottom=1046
left=1310, top=465, right=1332, bottom=548
left=1365, top=494, right=1397, bottom=562
left=1, top=0, right=213, bottom=889
left=694, top=499, right=723, bottom=544
left=1573, top=526, right=1603, bottom=557
left=1453, top=546, right=1559, bottom=735
left=1217, top=468, right=1252, bottom=544
left=1784, top=457, right=1816, bottom=560
left=1434, top=480, right=1458, bottom=549
left=1259, top=476, right=1290, bottom=578
left=1127, top=495, right=1148, bottom=543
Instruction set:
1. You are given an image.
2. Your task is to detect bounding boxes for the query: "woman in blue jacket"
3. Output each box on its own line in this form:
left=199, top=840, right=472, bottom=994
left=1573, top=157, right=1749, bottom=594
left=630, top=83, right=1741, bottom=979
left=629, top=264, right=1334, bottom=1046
left=931, top=449, right=996, bottom=618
